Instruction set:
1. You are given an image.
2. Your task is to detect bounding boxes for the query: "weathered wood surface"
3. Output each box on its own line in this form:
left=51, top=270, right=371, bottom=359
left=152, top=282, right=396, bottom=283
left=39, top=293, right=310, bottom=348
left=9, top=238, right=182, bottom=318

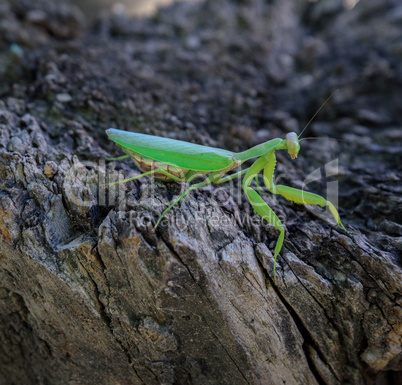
left=0, top=0, right=400, bottom=384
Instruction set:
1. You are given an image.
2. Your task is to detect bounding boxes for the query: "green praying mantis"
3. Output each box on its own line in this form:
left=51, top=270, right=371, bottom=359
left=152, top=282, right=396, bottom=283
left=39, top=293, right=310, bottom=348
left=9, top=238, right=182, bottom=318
left=105, top=121, right=347, bottom=277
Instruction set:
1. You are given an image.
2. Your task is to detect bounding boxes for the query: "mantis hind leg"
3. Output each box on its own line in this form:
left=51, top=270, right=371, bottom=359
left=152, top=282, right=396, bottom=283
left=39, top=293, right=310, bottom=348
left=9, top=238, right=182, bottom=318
left=102, top=168, right=186, bottom=186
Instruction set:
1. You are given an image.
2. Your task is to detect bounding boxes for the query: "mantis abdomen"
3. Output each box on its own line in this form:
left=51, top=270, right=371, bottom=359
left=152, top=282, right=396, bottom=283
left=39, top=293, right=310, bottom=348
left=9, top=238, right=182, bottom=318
left=130, top=151, right=193, bottom=180
left=129, top=150, right=243, bottom=182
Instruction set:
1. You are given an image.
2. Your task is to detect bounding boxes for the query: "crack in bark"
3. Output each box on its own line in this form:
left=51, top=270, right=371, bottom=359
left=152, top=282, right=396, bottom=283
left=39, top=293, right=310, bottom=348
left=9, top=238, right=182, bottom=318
left=335, top=239, right=396, bottom=300
left=269, top=280, right=332, bottom=385
left=281, top=256, right=341, bottom=382
left=253, top=248, right=338, bottom=385
left=203, top=320, right=252, bottom=385
left=75, top=254, right=146, bottom=384
left=242, top=263, right=266, bottom=297
left=160, top=233, right=251, bottom=385
left=281, top=251, right=339, bottom=330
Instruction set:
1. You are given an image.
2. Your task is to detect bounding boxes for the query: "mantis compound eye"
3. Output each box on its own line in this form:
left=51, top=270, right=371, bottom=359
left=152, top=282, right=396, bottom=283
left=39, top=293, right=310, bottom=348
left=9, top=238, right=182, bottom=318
left=286, top=132, right=300, bottom=160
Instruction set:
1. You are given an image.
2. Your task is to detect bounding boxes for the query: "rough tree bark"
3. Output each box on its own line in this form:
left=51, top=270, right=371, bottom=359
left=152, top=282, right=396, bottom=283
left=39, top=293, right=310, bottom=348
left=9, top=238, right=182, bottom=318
left=0, top=0, right=400, bottom=384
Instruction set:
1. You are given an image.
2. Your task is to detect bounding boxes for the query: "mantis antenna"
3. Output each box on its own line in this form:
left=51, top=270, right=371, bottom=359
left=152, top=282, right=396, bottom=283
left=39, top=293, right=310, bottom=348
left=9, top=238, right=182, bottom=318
left=299, top=137, right=350, bottom=143
left=298, top=89, right=339, bottom=139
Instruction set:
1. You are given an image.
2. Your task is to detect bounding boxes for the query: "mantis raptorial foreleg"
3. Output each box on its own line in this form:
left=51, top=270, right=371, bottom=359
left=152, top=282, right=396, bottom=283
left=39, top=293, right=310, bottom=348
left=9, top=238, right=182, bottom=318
left=244, top=187, right=285, bottom=277
left=263, top=152, right=347, bottom=231
left=242, top=153, right=285, bottom=278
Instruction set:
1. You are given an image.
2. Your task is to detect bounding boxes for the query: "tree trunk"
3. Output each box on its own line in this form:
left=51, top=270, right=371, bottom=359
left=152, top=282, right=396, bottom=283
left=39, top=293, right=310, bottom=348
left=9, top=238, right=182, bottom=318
left=0, top=0, right=400, bottom=384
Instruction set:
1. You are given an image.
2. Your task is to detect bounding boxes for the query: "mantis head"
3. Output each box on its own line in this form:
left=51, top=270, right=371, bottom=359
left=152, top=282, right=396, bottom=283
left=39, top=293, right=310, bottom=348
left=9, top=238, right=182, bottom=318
left=286, top=132, right=300, bottom=160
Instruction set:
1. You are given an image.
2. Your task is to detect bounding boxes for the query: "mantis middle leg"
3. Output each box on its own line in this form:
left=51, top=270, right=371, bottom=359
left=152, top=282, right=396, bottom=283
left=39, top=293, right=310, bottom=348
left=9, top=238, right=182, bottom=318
left=106, top=154, right=130, bottom=161
left=103, top=167, right=188, bottom=186
left=155, top=167, right=252, bottom=227
left=154, top=171, right=225, bottom=229
left=213, top=168, right=250, bottom=184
